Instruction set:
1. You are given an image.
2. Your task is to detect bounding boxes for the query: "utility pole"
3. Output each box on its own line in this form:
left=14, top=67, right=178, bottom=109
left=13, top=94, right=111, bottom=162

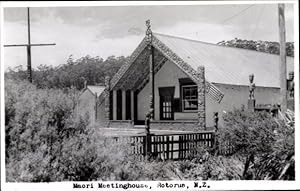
left=4, top=7, right=56, bottom=83
left=278, top=4, right=287, bottom=112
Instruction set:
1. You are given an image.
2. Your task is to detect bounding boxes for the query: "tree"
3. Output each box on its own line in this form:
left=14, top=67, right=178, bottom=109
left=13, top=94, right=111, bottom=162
left=217, top=38, right=294, bottom=57
left=5, top=55, right=128, bottom=90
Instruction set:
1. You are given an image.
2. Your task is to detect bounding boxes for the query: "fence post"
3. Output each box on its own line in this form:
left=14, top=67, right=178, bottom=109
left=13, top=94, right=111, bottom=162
left=145, top=133, right=152, bottom=160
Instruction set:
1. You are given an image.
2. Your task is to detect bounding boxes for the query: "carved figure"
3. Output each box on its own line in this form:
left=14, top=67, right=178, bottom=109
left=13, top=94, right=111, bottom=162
left=287, top=71, right=294, bottom=98
left=149, top=95, right=154, bottom=118
left=145, top=95, right=154, bottom=134
left=213, top=112, right=219, bottom=131
left=145, top=19, right=152, bottom=44
left=249, top=74, right=255, bottom=99
left=145, top=112, right=150, bottom=134
left=145, top=109, right=153, bottom=134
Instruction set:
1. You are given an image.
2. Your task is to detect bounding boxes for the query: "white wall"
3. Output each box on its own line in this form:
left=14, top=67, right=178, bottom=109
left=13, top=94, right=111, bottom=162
left=206, top=83, right=280, bottom=127
left=96, top=100, right=106, bottom=127
left=77, top=90, right=96, bottom=123
left=137, top=60, right=188, bottom=120
left=137, top=59, right=281, bottom=127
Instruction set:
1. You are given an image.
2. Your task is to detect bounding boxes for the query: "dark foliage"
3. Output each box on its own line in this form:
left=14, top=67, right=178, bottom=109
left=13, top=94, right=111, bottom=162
left=218, top=38, right=294, bottom=57
left=217, top=108, right=294, bottom=180
left=5, top=79, right=138, bottom=182
left=5, top=55, right=127, bottom=90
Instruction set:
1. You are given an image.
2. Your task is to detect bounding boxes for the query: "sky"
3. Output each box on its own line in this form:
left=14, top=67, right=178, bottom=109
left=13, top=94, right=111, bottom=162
left=2, top=3, right=295, bottom=71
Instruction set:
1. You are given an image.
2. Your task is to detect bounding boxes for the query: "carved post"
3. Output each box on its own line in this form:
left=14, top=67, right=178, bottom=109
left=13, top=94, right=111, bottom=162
left=213, top=112, right=219, bottom=156
left=287, top=71, right=294, bottom=111
left=213, top=112, right=219, bottom=131
left=197, top=66, right=206, bottom=130
left=248, top=74, right=256, bottom=111
left=145, top=112, right=150, bottom=134
left=287, top=71, right=294, bottom=98
left=104, top=76, right=111, bottom=127
left=149, top=53, right=155, bottom=120
left=145, top=19, right=153, bottom=160
left=146, top=20, right=155, bottom=120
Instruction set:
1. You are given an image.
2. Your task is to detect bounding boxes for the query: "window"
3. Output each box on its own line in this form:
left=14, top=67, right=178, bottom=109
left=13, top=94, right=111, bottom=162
left=182, top=85, right=198, bottom=111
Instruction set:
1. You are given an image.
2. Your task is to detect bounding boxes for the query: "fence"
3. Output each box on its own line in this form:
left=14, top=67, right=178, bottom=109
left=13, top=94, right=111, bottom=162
left=112, top=131, right=234, bottom=160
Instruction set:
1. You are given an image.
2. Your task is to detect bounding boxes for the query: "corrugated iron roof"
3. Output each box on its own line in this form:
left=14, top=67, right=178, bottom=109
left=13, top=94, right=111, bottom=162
left=154, top=33, right=294, bottom=88
left=87, top=85, right=105, bottom=97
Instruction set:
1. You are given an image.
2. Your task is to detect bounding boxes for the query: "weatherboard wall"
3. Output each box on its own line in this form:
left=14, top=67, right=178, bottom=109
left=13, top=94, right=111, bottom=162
left=137, top=59, right=282, bottom=128
left=206, top=83, right=280, bottom=126
left=137, top=60, right=187, bottom=121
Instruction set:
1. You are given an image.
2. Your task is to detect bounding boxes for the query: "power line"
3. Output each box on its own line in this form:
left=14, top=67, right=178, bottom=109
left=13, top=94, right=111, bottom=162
left=221, top=4, right=256, bottom=24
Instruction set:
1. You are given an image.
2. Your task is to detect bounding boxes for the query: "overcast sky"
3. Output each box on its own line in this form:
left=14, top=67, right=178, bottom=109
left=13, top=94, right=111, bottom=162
left=3, top=3, right=295, bottom=70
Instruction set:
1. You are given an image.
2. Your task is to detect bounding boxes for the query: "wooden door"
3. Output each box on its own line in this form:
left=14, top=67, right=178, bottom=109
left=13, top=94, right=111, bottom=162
left=159, top=87, right=175, bottom=120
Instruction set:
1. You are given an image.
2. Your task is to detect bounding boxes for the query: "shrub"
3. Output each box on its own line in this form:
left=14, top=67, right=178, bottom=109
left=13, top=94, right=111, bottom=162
left=217, top=108, right=294, bottom=180
left=220, top=109, right=278, bottom=155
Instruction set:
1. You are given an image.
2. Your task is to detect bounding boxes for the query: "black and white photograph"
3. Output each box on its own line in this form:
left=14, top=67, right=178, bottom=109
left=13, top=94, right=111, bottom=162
left=0, top=1, right=298, bottom=190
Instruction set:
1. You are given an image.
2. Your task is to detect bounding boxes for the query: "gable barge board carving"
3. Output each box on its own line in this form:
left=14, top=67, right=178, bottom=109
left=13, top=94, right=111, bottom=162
left=132, top=49, right=167, bottom=92
left=135, top=57, right=168, bottom=93
left=114, top=48, right=150, bottom=90
left=110, top=34, right=224, bottom=103
left=110, top=38, right=148, bottom=90
left=126, top=50, right=152, bottom=90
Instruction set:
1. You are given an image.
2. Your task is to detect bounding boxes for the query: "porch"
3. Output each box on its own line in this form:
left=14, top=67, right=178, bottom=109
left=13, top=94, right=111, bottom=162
left=102, top=59, right=207, bottom=131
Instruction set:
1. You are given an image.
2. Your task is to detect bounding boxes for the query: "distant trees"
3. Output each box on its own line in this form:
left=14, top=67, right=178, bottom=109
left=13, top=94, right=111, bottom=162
left=5, top=55, right=127, bottom=90
left=217, top=38, right=294, bottom=57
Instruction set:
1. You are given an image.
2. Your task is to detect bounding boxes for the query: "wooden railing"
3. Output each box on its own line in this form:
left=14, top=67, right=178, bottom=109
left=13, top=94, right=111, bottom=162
left=149, top=132, right=214, bottom=160
left=111, top=131, right=234, bottom=160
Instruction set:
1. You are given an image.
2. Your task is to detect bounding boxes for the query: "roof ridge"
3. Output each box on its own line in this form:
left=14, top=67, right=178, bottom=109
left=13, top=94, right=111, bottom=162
left=153, top=32, right=293, bottom=58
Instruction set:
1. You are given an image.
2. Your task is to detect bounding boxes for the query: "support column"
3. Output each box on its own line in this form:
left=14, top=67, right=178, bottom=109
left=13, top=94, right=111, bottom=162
left=104, top=76, right=111, bottom=126
left=113, top=90, right=117, bottom=120
left=197, top=66, right=206, bottom=130
left=149, top=45, right=155, bottom=120
left=122, top=90, right=126, bottom=120
left=145, top=19, right=154, bottom=160
left=131, top=91, right=134, bottom=121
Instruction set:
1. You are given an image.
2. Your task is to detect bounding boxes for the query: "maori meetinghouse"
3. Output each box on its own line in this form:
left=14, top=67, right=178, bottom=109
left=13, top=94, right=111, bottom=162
left=78, top=20, right=294, bottom=132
